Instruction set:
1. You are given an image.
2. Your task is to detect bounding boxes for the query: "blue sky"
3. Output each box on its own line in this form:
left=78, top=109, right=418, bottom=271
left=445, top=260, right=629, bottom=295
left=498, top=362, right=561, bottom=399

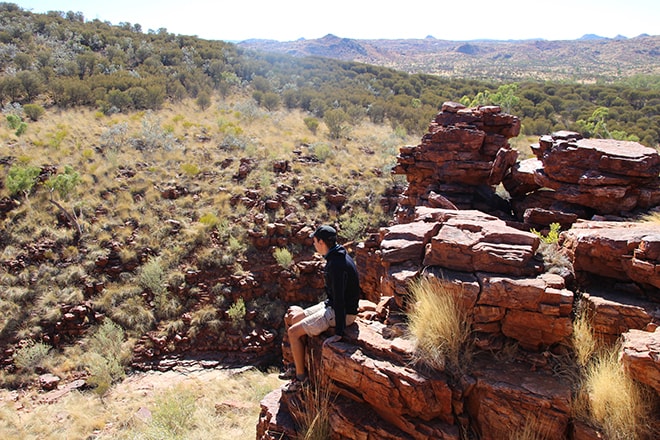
left=14, top=0, right=660, bottom=42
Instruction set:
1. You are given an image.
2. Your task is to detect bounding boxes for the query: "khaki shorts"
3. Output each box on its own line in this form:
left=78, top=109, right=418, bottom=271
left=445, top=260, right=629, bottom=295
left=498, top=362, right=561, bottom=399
left=300, top=302, right=356, bottom=336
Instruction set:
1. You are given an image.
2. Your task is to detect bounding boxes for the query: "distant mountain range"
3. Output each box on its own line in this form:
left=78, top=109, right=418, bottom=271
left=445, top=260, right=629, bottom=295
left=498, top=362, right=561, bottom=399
left=238, top=34, right=660, bottom=81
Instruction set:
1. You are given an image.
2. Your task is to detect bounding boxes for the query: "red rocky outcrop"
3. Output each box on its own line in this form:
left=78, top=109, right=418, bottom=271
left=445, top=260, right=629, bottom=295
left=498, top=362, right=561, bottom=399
left=505, top=131, right=660, bottom=221
left=393, top=102, right=520, bottom=220
left=562, top=220, right=660, bottom=292
left=258, top=105, right=660, bottom=440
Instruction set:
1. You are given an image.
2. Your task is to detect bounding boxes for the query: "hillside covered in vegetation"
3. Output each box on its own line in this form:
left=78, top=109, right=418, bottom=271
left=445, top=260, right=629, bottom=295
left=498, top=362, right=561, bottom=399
left=0, top=3, right=658, bottom=145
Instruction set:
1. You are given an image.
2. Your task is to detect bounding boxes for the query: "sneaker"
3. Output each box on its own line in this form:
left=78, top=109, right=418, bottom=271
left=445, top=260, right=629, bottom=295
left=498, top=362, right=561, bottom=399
left=278, top=367, right=296, bottom=380
left=282, top=377, right=308, bottom=393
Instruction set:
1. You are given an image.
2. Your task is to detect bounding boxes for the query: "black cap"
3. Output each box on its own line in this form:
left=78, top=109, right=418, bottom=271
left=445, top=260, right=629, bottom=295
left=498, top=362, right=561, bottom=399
left=310, top=225, right=336, bottom=241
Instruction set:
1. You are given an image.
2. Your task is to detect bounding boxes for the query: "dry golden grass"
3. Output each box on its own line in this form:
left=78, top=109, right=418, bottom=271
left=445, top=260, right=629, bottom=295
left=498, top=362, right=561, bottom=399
left=0, top=367, right=283, bottom=440
left=572, top=307, right=598, bottom=368
left=509, top=134, right=539, bottom=160
left=406, top=276, right=472, bottom=372
left=506, top=413, right=554, bottom=440
left=289, top=364, right=335, bottom=440
left=573, top=344, right=658, bottom=440
left=640, top=211, right=660, bottom=224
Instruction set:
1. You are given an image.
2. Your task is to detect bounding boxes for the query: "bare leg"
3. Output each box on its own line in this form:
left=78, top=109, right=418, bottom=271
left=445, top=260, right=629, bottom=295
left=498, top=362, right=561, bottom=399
left=287, top=321, right=308, bottom=378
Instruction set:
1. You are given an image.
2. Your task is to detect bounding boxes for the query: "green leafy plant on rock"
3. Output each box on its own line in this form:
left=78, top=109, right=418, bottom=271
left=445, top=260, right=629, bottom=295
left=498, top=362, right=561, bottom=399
left=531, top=223, right=573, bottom=275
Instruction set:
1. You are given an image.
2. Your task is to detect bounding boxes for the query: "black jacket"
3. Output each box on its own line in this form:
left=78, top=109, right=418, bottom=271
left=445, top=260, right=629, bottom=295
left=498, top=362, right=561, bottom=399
left=323, top=245, right=361, bottom=336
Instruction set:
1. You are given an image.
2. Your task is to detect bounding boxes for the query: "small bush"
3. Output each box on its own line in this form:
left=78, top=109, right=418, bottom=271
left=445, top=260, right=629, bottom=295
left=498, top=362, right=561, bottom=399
left=85, top=351, right=124, bottom=397
left=23, top=104, right=45, bottom=121
left=531, top=222, right=561, bottom=244
left=273, top=247, right=293, bottom=269
left=6, top=164, right=40, bottom=198
left=304, top=116, right=319, bottom=134
left=138, top=257, right=165, bottom=295
left=339, top=210, right=369, bottom=242
left=141, top=386, right=197, bottom=438
left=13, top=340, right=51, bottom=373
left=15, top=122, right=27, bottom=136
left=84, top=320, right=130, bottom=396
left=180, top=163, right=200, bottom=177
left=309, top=143, right=332, bottom=162
left=199, top=212, right=220, bottom=227
left=227, top=298, right=246, bottom=326
left=6, top=114, right=21, bottom=129
left=99, top=122, right=128, bottom=150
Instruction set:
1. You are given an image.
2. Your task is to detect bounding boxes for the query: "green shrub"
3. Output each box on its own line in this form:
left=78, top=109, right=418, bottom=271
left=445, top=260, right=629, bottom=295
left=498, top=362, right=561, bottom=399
left=87, top=319, right=130, bottom=365
left=83, top=321, right=131, bottom=396
left=23, top=104, right=45, bottom=121
left=13, top=340, right=51, bottom=373
left=273, top=247, right=293, bottom=269
left=304, top=116, right=319, bottom=134
left=85, top=351, right=123, bottom=397
left=180, top=163, right=200, bottom=177
left=339, top=211, right=369, bottom=242
left=149, top=387, right=197, bottom=437
left=15, top=121, right=27, bottom=136
left=45, top=165, right=80, bottom=200
left=531, top=222, right=561, bottom=244
left=138, top=257, right=165, bottom=295
left=227, top=298, right=246, bottom=326
left=6, top=114, right=21, bottom=129
left=310, top=143, right=332, bottom=162
left=6, top=164, right=40, bottom=198
left=199, top=212, right=220, bottom=227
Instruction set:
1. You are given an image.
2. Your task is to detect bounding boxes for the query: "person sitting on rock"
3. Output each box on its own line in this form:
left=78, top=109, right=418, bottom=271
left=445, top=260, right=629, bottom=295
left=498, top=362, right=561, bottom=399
left=281, top=225, right=361, bottom=393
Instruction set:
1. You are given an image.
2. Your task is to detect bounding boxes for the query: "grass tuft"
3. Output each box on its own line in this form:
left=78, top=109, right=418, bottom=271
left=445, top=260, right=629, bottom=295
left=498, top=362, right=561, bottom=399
left=573, top=344, right=659, bottom=439
left=572, top=307, right=598, bottom=368
left=290, top=367, right=334, bottom=440
left=406, top=276, right=472, bottom=372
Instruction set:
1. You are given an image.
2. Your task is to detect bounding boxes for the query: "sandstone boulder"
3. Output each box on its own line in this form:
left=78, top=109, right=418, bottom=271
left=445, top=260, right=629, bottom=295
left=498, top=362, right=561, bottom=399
left=256, top=388, right=297, bottom=440
left=321, top=320, right=454, bottom=426
left=422, top=211, right=541, bottom=276
left=477, top=274, right=573, bottom=350
left=562, top=220, right=660, bottom=293
left=582, top=289, right=660, bottom=344
left=620, top=327, right=660, bottom=393
left=466, top=358, right=572, bottom=440
left=526, top=133, right=660, bottom=215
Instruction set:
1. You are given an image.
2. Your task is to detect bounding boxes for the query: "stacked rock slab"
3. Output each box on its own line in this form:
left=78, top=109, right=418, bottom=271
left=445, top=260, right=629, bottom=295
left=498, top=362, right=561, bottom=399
left=393, top=102, right=520, bottom=221
left=504, top=131, right=660, bottom=219
left=378, top=207, right=573, bottom=351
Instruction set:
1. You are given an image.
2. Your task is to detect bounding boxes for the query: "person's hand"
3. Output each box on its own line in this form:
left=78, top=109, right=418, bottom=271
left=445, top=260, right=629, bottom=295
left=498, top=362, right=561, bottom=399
left=324, top=334, right=342, bottom=345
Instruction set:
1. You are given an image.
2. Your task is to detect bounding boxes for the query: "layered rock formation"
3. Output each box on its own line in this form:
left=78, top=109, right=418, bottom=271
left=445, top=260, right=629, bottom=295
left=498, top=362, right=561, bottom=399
left=258, top=104, right=660, bottom=439
left=505, top=131, right=660, bottom=221
left=393, top=102, right=520, bottom=221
